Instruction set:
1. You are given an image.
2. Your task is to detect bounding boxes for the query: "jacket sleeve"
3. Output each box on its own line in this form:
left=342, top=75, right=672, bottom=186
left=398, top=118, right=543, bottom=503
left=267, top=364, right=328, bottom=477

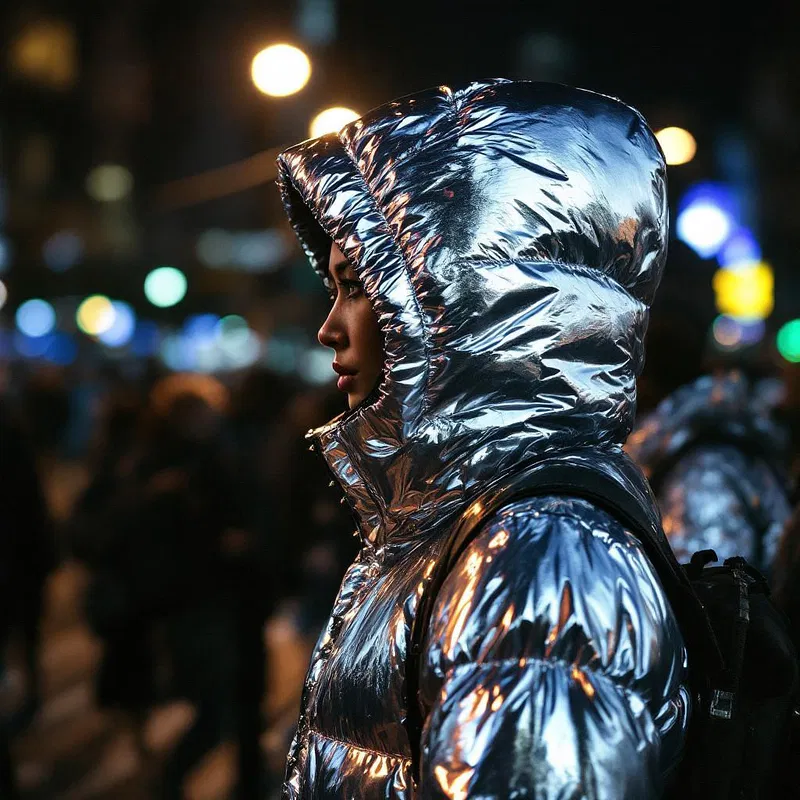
left=418, top=497, right=689, bottom=799
left=658, top=445, right=790, bottom=568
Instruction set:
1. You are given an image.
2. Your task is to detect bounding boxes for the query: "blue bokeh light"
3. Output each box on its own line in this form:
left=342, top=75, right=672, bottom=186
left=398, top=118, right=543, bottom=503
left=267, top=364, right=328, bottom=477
left=97, top=301, right=136, bottom=347
left=717, top=228, right=761, bottom=268
left=16, top=299, right=56, bottom=338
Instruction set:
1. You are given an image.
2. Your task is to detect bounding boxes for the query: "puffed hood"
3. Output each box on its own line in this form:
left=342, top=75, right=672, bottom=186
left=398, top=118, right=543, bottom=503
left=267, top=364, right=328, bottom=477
left=277, top=79, right=668, bottom=547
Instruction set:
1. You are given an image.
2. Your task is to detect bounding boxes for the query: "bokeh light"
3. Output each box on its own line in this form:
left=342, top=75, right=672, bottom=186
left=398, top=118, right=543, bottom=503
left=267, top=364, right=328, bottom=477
left=160, top=333, right=195, bottom=372
left=676, top=183, right=737, bottom=259
left=216, top=315, right=250, bottom=351
left=0, top=280, right=7, bottom=311
left=677, top=204, right=733, bottom=259
left=85, top=164, right=133, bottom=202
left=9, top=19, right=77, bottom=90
left=712, top=262, right=774, bottom=321
left=14, top=332, right=51, bottom=359
left=718, top=228, right=761, bottom=268
left=97, top=301, right=136, bottom=347
left=655, top=126, right=697, bottom=166
left=46, top=332, right=78, bottom=365
left=144, top=266, right=187, bottom=308
left=251, top=44, right=311, bottom=97
left=301, top=346, right=337, bottom=384
left=16, top=298, right=56, bottom=337
left=131, top=321, right=161, bottom=357
left=77, top=295, right=115, bottom=335
left=713, top=315, right=742, bottom=349
left=309, top=106, right=360, bottom=138
left=712, top=315, right=765, bottom=351
left=184, top=313, right=220, bottom=341
left=196, top=229, right=232, bottom=268
left=777, top=319, right=800, bottom=363
left=43, top=230, right=84, bottom=271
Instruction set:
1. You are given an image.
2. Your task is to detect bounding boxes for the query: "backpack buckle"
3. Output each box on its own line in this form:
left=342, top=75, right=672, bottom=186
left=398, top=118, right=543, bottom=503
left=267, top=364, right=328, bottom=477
left=709, top=689, right=735, bottom=720
left=687, top=549, right=718, bottom=579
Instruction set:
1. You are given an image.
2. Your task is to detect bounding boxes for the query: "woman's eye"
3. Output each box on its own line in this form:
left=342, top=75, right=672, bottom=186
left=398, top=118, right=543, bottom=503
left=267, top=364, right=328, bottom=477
left=342, top=280, right=362, bottom=299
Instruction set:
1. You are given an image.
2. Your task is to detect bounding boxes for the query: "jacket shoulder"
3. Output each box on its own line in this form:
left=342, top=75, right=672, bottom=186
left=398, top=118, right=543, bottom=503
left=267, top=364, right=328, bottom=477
left=423, top=495, right=685, bottom=696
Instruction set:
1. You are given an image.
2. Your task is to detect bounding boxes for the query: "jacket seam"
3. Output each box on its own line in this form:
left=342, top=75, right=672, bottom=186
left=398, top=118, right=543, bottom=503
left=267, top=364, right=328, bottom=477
left=436, top=653, right=649, bottom=699
left=307, top=726, right=410, bottom=763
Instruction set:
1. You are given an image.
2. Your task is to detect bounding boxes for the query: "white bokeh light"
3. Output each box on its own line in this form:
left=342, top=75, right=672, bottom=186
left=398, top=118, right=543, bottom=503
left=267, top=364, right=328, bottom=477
left=251, top=44, right=311, bottom=97
left=676, top=202, right=733, bottom=259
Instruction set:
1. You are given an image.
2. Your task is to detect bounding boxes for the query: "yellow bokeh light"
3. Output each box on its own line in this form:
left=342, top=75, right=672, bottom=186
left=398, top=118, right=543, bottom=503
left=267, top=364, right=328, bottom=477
left=712, top=262, right=774, bottom=321
left=77, top=295, right=116, bottom=336
left=10, top=19, right=77, bottom=90
left=655, top=127, right=697, bottom=166
left=251, top=44, right=311, bottom=97
left=309, top=106, right=360, bottom=138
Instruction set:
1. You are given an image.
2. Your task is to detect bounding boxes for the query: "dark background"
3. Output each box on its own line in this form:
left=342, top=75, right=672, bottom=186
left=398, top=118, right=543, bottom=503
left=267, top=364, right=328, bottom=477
left=1, top=5, right=800, bottom=798
left=2, top=1, right=799, bottom=389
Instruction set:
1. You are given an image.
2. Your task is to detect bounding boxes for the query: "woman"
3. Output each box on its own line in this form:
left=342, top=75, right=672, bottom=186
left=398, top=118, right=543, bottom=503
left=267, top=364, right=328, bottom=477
left=277, top=80, right=689, bottom=798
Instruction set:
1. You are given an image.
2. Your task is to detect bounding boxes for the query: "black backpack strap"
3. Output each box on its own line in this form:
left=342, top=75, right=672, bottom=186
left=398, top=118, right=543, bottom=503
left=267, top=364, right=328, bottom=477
left=406, top=458, right=724, bottom=786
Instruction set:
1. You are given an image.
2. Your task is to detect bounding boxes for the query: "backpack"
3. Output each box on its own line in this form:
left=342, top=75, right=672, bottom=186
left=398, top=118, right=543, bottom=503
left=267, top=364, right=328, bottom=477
left=405, top=458, right=799, bottom=799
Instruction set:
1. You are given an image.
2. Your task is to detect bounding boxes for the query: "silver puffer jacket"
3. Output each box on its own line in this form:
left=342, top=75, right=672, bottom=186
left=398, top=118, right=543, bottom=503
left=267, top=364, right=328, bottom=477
left=626, top=372, right=792, bottom=573
left=277, top=80, right=690, bottom=799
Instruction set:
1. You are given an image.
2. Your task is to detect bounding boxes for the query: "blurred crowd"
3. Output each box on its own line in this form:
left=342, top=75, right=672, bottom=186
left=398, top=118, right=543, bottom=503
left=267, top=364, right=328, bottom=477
left=0, top=318, right=799, bottom=799
left=0, top=358, right=357, bottom=798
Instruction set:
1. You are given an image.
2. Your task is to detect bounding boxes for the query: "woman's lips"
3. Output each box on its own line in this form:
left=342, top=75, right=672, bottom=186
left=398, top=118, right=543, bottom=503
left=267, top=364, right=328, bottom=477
left=337, top=374, right=357, bottom=392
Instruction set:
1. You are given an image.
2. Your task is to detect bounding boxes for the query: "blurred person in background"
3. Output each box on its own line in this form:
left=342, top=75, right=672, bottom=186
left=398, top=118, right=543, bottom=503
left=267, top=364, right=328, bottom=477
left=279, top=383, right=355, bottom=638
left=275, top=81, right=690, bottom=798
left=0, top=395, right=56, bottom=739
left=228, top=366, right=302, bottom=798
left=20, top=365, right=71, bottom=462
left=626, top=370, right=793, bottom=575
left=0, top=396, right=55, bottom=799
left=68, top=381, right=152, bottom=755
left=70, top=372, right=244, bottom=798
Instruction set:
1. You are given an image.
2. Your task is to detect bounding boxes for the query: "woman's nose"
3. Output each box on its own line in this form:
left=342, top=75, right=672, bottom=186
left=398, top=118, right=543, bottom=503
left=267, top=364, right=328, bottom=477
left=318, top=307, right=346, bottom=350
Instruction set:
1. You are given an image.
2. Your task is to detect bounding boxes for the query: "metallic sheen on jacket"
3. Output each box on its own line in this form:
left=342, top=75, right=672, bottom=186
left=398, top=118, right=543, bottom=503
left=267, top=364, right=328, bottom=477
left=277, top=80, right=690, bottom=799
left=626, top=371, right=792, bottom=573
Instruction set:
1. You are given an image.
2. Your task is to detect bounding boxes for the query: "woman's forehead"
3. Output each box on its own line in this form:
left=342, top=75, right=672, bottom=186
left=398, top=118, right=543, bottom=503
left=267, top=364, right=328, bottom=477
left=328, top=242, right=355, bottom=278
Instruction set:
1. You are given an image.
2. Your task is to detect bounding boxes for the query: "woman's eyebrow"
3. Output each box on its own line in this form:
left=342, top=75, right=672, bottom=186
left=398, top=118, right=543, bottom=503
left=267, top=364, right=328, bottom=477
left=332, top=260, right=350, bottom=277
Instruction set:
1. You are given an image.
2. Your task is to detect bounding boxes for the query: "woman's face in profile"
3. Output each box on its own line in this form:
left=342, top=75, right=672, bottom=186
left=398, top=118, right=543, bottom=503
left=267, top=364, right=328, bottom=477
left=317, top=243, right=384, bottom=409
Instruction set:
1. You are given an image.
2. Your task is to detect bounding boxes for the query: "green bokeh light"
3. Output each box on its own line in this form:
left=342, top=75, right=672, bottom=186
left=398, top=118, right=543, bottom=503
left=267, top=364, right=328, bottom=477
left=777, top=319, right=800, bottom=363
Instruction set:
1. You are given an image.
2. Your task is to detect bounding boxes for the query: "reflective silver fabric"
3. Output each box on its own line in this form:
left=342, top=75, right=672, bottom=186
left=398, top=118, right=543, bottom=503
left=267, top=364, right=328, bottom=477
left=626, top=372, right=792, bottom=572
left=277, top=80, right=689, bottom=799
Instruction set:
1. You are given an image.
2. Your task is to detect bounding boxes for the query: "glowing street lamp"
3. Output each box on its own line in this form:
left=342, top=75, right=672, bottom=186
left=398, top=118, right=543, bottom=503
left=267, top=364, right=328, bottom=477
left=251, top=44, right=311, bottom=97
left=309, top=106, right=360, bottom=138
